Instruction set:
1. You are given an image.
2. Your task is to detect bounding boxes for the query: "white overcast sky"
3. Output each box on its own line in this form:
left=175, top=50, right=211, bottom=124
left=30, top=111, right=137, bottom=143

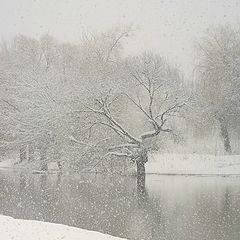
left=0, top=0, right=240, bottom=76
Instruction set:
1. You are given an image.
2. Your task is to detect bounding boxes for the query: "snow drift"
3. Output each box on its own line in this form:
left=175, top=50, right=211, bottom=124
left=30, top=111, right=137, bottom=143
left=146, top=153, right=240, bottom=175
left=0, top=215, right=125, bottom=240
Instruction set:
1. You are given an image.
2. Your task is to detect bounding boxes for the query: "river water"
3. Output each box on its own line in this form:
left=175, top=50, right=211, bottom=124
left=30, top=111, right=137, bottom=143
left=0, top=170, right=239, bottom=240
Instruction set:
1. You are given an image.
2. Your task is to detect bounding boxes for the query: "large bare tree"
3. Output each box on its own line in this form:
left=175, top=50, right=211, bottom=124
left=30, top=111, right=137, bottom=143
left=0, top=28, right=133, bottom=170
left=82, top=52, right=186, bottom=189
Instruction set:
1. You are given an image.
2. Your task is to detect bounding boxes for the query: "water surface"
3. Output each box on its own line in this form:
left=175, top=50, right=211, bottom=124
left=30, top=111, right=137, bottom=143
left=0, top=170, right=239, bottom=240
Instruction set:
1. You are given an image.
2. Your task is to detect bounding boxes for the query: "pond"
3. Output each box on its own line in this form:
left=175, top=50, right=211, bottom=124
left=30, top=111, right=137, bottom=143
left=0, top=170, right=240, bottom=240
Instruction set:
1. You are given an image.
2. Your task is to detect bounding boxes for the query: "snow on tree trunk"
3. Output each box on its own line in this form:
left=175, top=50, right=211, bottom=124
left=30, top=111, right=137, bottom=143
left=19, top=146, right=27, bottom=163
left=219, top=117, right=231, bottom=154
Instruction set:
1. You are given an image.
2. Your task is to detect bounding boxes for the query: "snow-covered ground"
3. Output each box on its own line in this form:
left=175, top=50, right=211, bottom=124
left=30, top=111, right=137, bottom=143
left=0, top=155, right=19, bottom=168
left=0, top=215, right=125, bottom=240
left=147, top=153, right=240, bottom=175
left=1, top=152, right=240, bottom=175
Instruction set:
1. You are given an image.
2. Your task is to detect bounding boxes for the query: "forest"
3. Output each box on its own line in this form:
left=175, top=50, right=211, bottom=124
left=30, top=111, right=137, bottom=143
left=0, top=24, right=240, bottom=182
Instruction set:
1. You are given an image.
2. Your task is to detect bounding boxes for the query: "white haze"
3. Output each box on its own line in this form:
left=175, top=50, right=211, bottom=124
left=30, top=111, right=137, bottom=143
left=0, top=0, right=240, bottom=76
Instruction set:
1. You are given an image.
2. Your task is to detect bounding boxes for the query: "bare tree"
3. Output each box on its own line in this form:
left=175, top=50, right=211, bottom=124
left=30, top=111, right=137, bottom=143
left=0, top=28, right=132, bottom=170
left=195, top=25, right=240, bottom=153
left=83, top=52, right=186, bottom=189
left=0, top=35, right=76, bottom=169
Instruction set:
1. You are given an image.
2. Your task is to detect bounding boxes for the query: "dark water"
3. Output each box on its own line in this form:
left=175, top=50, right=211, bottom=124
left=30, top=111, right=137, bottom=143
left=0, top=171, right=240, bottom=240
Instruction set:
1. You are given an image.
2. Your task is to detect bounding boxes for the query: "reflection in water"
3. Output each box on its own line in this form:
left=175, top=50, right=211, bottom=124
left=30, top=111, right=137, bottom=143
left=0, top=171, right=240, bottom=240
left=19, top=173, right=27, bottom=191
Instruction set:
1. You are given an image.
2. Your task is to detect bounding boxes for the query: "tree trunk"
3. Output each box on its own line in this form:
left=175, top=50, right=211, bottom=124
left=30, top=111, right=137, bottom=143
left=136, top=150, right=148, bottom=193
left=40, top=147, right=48, bottom=171
left=219, top=117, right=231, bottom=153
left=57, top=161, right=64, bottom=171
left=136, top=160, right=146, bottom=193
left=19, top=173, right=26, bottom=190
left=28, top=144, right=35, bottom=162
left=19, top=145, right=27, bottom=163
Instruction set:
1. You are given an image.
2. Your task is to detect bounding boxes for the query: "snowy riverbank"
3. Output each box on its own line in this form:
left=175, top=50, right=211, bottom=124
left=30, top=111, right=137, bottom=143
left=146, top=153, right=240, bottom=175
left=0, top=215, right=125, bottom=240
left=1, top=153, right=240, bottom=176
